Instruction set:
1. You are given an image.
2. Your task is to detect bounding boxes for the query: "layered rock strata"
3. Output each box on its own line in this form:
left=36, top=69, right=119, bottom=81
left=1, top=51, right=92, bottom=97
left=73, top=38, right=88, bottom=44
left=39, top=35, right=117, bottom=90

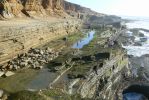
left=0, top=0, right=68, bottom=18
left=0, top=0, right=23, bottom=18
left=0, top=18, right=81, bottom=64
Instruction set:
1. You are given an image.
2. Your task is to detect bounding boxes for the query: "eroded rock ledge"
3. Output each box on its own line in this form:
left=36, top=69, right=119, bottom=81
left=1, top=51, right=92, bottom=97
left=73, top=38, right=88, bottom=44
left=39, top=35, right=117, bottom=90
left=0, top=18, right=82, bottom=64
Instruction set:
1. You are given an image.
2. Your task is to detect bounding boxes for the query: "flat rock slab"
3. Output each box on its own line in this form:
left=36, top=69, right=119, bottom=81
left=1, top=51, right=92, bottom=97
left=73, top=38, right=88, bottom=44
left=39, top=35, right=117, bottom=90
left=5, top=71, right=15, bottom=77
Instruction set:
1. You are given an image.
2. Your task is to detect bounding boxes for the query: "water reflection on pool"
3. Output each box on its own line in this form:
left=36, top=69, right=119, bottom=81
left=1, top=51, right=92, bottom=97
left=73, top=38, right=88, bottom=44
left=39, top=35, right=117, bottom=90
left=72, top=31, right=95, bottom=49
left=123, top=92, right=147, bottom=100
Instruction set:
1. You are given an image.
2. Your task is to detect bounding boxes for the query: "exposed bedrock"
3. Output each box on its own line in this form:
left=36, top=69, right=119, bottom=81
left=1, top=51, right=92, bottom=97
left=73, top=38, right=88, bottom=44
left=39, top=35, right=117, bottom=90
left=0, top=19, right=82, bottom=64
left=78, top=52, right=129, bottom=99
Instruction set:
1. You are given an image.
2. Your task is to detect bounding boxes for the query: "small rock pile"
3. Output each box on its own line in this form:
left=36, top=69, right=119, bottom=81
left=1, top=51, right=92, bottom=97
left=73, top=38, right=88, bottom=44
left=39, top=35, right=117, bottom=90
left=0, top=47, right=59, bottom=77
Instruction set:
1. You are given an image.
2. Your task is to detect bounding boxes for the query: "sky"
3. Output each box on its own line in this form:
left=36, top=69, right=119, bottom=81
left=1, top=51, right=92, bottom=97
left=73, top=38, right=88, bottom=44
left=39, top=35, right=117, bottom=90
left=66, top=0, right=149, bottom=17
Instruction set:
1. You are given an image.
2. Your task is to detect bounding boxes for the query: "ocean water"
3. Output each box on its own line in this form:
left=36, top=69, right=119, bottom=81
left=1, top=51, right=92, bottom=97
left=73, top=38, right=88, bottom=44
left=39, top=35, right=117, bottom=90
left=126, top=18, right=149, bottom=29
left=122, top=16, right=149, bottom=57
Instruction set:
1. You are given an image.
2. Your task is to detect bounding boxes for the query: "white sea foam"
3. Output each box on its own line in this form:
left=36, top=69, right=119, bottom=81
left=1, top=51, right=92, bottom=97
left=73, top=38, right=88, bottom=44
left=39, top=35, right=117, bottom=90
left=123, top=45, right=149, bottom=57
left=122, top=17, right=149, bottom=57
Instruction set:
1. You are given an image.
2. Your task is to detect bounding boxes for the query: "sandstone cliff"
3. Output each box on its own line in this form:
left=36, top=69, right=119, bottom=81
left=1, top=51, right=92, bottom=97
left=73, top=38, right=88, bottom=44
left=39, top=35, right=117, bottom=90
left=21, top=0, right=66, bottom=17
left=0, top=0, right=104, bottom=19
left=0, top=0, right=67, bottom=18
left=0, top=0, right=85, bottom=63
left=0, top=0, right=24, bottom=18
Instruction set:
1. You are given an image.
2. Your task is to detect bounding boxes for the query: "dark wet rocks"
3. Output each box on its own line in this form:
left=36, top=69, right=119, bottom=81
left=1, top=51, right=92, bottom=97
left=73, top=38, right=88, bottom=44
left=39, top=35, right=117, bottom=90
left=134, top=42, right=142, bottom=46
left=49, top=58, right=73, bottom=72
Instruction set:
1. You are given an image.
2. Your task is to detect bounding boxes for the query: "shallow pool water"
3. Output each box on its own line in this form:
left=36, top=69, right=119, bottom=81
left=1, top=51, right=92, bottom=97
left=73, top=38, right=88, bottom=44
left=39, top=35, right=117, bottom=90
left=27, top=68, right=57, bottom=90
left=123, top=92, right=146, bottom=100
left=72, top=31, right=95, bottom=49
left=122, top=84, right=149, bottom=100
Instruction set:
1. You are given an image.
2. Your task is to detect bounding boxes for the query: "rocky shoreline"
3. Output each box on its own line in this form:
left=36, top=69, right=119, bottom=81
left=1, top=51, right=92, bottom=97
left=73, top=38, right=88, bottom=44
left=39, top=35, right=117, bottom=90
left=117, top=21, right=149, bottom=100
left=0, top=25, right=130, bottom=100
left=0, top=0, right=135, bottom=100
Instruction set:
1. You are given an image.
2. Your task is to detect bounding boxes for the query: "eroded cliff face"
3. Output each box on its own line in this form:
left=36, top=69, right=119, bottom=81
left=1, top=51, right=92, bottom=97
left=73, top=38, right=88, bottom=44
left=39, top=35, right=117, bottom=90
left=0, top=0, right=67, bottom=18
left=21, top=0, right=46, bottom=17
left=0, top=0, right=23, bottom=18
left=0, top=0, right=83, bottom=63
left=0, top=0, right=105, bottom=19
left=42, top=0, right=65, bottom=16
left=21, top=0, right=67, bottom=17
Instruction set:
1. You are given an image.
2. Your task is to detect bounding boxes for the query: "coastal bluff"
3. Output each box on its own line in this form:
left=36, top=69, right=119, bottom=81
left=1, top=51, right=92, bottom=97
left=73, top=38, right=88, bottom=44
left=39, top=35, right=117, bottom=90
left=0, top=1, right=130, bottom=100
left=0, top=0, right=105, bottom=64
left=0, top=0, right=85, bottom=64
left=0, top=18, right=81, bottom=64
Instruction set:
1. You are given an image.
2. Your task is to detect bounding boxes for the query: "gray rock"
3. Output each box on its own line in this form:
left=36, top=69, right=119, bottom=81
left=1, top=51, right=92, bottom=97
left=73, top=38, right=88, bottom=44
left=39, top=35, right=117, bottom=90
left=13, top=65, right=18, bottom=70
left=0, top=71, right=4, bottom=77
left=32, top=64, right=36, bottom=69
left=34, top=54, right=40, bottom=58
left=35, top=61, right=39, bottom=66
left=40, top=50, right=44, bottom=55
left=34, top=49, right=40, bottom=54
left=36, top=66, right=43, bottom=69
left=55, top=52, right=59, bottom=57
left=0, top=89, right=4, bottom=98
left=28, top=60, right=33, bottom=65
left=46, top=47, right=53, bottom=53
left=38, top=59, right=46, bottom=64
left=20, top=62, right=28, bottom=67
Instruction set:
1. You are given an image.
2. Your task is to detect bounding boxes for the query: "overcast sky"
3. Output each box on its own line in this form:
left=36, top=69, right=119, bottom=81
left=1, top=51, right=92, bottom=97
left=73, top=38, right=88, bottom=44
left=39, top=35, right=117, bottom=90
left=66, top=0, right=149, bottom=17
